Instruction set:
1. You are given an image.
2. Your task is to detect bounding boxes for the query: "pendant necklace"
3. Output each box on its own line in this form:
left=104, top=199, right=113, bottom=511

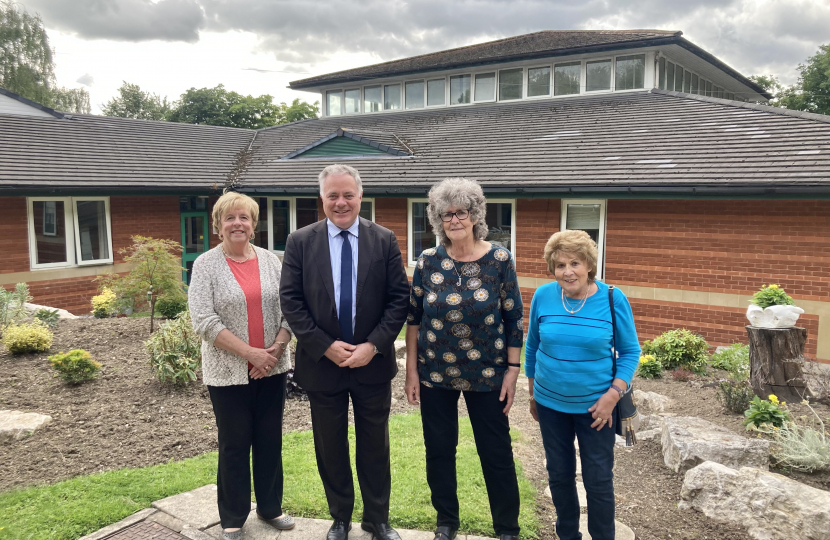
left=561, top=284, right=590, bottom=314
left=222, top=243, right=252, bottom=264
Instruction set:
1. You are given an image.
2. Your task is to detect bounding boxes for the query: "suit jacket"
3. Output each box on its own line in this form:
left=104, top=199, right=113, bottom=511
left=280, top=217, right=410, bottom=392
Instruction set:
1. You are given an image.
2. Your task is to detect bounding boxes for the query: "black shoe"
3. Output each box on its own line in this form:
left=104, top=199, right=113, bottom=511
left=361, top=522, right=402, bottom=540
left=327, top=519, right=351, bottom=540
left=433, top=525, right=458, bottom=540
left=499, top=535, right=519, bottom=540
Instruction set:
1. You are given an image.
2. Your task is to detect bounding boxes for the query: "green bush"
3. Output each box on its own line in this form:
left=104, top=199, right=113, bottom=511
left=744, top=394, right=791, bottom=429
left=762, top=401, right=830, bottom=472
left=145, top=311, right=201, bottom=385
left=155, top=293, right=188, bottom=319
left=2, top=321, right=53, bottom=354
left=636, top=354, right=662, bottom=379
left=710, top=343, right=750, bottom=381
left=34, top=308, right=60, bottom=328
left=641, top=329, right=709, bottom=374
left=750, top=284, right=795, bottom=309
left=91, top=288, right=117, bottom=318
left=49, top=349, right=102, bottom=384
left=717, top=380, right=755, bottom=413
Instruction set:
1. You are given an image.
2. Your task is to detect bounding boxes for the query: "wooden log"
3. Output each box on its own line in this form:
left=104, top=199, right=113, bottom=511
left=745, top=326, right=812, bottom=402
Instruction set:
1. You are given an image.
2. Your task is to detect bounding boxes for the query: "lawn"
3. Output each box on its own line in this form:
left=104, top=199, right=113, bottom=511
left=0, top=413, right=538, bottom=540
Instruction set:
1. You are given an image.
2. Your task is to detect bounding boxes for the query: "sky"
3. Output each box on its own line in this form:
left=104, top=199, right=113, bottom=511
left=18, top=0, right=830, bottom=114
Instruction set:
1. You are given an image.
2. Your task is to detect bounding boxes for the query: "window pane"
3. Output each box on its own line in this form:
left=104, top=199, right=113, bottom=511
left=384, top=84, right=401, bottom=110
left=566, top=204, right=601, bottom=245
left=252, top=197, right=268, bottom=249
left=666, top=62, right=676, bottom=91
left=691, top=74, right=699, bottom=94
left=474, top=72, right=495, bottom=101
left=683, top=71, right=691, bottom=93
left=272, top=200, right=290, bottom=251
left=658, top=57, right=666, bottom=90
left=528, top=66, right=551, bottom=97
left=615, top=54, right=645, bottom=90
left=296, top=198, right=319, bottom=230
left=499, top=68, right=523, bottom=100
left=674, top=67, right=684, bottom=93
left=359, top=201, right=373, bottom=221
left=405, top=81, right=424, bottom=109
left=344, top=89, right=360, bottom=113
left=450, top=75, right=471, bottom=104
left=183, top=215, right=204, bottom=255
left=554, top=62, right=580, bottom=96
left=327, top=91, right=342, bottom=116
left=427, top=79, right=446, bottom=106
left=76, top=200, right=110, bottom=262
left=485, top=203, right=512, bottom=251
left=705, top=80, right=712, bottom=97
left=32, top=200, right=68, bottom=264
left=364, top=85, right=382, bottom=112
left=586, top=60, right=611, bottom=91
left=179, top=196, right=207, bottom=212
left=411, top=202, right=436, bottom=262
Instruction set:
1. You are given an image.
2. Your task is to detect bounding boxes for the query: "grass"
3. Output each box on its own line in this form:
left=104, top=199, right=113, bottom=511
left=0, top=414, right=538, bottom=540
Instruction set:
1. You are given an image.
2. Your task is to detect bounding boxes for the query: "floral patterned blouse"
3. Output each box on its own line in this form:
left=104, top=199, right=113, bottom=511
left=407, top=244, right=524, bottom=392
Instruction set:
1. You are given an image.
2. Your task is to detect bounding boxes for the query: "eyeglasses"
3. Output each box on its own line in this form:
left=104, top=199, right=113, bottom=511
left=440, top=209, right=470, bottom=222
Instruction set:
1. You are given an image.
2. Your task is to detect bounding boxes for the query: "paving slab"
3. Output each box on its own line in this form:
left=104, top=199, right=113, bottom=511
left=578, top=515, right=635, bottom=540
left=153, top=484, right=256, bottom=530
left=147, top=511, right=187, bottom=533
left=0, top=409, right=52, bottom=443
left=78, top=508, right=158, bottom=540
left=180, top=528, right=216, bottom=540
left=543, top=482, right=586, bottom=508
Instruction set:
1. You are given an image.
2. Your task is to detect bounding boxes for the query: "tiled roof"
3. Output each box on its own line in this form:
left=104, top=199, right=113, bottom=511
left=0, top=113, right=253, bottom=193
left=290, top=30, right=682, bottom=89
left=242, top=90, right=830, bottom=195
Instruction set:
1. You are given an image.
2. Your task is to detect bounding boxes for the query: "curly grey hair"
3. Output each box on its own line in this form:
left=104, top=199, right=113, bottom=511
left=427, top=178, right=488, bottom=245
left=318, top=164, right=363, bottom=195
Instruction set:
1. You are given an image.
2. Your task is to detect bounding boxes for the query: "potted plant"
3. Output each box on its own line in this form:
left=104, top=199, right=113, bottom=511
left=746, top=284, right=804, bottom=328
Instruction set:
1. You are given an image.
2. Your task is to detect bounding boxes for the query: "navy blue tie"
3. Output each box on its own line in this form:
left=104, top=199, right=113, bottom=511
left=338, top=230, right=354, bottom=344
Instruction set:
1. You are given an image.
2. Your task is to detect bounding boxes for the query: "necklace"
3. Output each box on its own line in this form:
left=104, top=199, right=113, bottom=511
left=561, top=284, right=590, bottom=314
left=222, top=243, right=252, bottom=264
left=446, top=244, right=479, bottom=287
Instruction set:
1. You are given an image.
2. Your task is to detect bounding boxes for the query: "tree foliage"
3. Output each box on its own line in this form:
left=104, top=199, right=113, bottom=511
left=753, top=45, right=830, bottom=115
left=51, top=86, right=91, bottom=114
left=102, top=81, right=171, bottom=120
left=277, top=98, right=319, bottom=124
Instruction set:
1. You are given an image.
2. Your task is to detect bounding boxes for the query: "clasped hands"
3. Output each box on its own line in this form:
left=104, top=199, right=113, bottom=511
left=325, top=340, right=377, bottom=368
left=246, top=340, right=286, bottom=379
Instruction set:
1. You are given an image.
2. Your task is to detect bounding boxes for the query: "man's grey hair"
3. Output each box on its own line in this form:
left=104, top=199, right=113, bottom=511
left=427, top=178, right=488, bottom=245
left=318, top=164, right=363, bottom=195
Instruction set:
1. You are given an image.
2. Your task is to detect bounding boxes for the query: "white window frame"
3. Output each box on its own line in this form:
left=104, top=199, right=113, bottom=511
left=527, top=65, right=553, bottom=99
left=326, top=89, right=344, bottom=116
left=613, top=53, right=647, bottom=92
left=267, top=196, right=319, bottom=253
left=585, top=57, right=614, bottom=94
left=404, top=80, right=425, bottom=110
left=483, top=198, right=517, bottom=254
left=360, top=198, right=375, bottom=222
left=27, top=196, right=113, bottom=269
left=497, top=67, right=525, bottom=102
left=560, top=199, right=607, bottom=280
left=448, top=74, right=474, bottom=107
left=344, top=87, right=362, bottom=114
left=473, top=72, right=497, bottom=103
left=425, top=77, right=448, bottom=108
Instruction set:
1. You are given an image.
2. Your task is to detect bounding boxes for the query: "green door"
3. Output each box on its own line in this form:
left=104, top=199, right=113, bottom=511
left=181, top=211, right=209, bottom=285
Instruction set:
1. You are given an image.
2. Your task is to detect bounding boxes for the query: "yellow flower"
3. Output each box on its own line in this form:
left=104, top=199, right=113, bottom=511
left=802, top=399, right=810, bottom=405
left=769, top=284, right=779, bottom=290
left=768, top=394, right=779, bottom=404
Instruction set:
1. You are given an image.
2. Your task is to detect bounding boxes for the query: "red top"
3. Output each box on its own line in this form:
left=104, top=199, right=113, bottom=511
left=226, top=257, right=264, bottom=370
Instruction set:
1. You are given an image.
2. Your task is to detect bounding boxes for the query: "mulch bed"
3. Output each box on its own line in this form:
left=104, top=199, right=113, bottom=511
left=2, top=317, right=828, bottom=540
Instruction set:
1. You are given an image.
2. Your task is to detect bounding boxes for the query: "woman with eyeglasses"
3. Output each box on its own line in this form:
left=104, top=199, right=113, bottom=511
left=404, top=178, right=524, bottom=540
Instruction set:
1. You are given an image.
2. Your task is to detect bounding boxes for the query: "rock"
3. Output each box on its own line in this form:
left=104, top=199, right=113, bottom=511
left=679, top=461, right=830, bottom=540
left=639, top=414, right=665, bottom=431
left=578, top=515, right=635, bottom=540
left=636, top=428, right=662, bottom=441
left=633, top=390, right=672, bottom=412
left=544, top=483, right=587, bottom=508
left=394, top=339, right=407, bottom=359
left=661, top=416, right=769, bottom=473
left=24, top=302, right=77, bottom=319
left=0, top=410, right=52, bottom=443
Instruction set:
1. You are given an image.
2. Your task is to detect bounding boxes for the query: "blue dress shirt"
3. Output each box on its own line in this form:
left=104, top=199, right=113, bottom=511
left=327, top=218, right=359, bottom=334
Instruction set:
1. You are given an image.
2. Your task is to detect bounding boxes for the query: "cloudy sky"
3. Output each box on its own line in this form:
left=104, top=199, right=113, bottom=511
left=21, top=0, right=830, bottom=114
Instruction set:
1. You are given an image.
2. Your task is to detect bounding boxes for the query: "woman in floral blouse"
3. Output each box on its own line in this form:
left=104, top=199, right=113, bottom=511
left=405, top=178, right=524, bottom=540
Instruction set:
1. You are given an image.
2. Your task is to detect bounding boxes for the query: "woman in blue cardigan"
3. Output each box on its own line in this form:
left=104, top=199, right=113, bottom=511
left=525, top=230, right=640, bottom=540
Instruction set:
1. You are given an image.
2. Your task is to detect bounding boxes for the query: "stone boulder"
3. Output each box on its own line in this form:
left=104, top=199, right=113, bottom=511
left=0, top=410, right=52, bottom=443
left=661, top=416, right=769, bottom=473
left=633, top=389, right=672, bottom=412
left=680, top=461, right=830, bottom=540
left=24, top=302, right=77, bottom=319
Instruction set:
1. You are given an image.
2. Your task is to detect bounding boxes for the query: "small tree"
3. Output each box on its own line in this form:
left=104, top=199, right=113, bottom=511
left=97, top=236, right=184, bottom=333
left=0, top=282, right=32, bottom=335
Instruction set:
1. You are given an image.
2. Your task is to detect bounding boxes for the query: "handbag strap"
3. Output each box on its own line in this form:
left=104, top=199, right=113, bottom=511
left=608, top=285, right=617, bottom=379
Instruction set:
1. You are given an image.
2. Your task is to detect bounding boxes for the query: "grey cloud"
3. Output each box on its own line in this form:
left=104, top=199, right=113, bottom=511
left=76, top=73, right=94, bottom=86
left=27, top=0, right=205, bottom=42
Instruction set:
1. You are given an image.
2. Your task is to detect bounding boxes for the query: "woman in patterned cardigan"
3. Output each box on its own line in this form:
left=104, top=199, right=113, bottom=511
left=404, top=178, right=523, bottom=540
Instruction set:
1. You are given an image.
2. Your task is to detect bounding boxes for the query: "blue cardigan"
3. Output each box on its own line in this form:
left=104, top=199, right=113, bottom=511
left=524, top=280, right=640, bottom=414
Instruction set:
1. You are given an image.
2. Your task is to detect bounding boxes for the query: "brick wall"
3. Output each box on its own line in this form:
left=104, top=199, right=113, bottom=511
left=0, top=197, right=29, bottom=274
left=515, top=198, right=560, bottom=278
left=110, top=196, right=181, bottom=262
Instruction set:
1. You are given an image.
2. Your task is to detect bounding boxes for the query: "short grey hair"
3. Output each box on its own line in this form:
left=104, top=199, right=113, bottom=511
left=427, top=178, right=488, bottom=245
left=318, top=164, right=363, bottom=195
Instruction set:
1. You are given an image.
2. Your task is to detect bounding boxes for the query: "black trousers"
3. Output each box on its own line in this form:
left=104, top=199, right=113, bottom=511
left=420, top=384, right=521, bottom=536
left=208, top=372, right=287, bottom=529
left=306, top=373, right=392, bottom=524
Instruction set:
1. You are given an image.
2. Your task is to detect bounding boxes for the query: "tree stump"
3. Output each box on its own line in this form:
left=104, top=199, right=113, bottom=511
left=746, top=326, right=812, bottom=402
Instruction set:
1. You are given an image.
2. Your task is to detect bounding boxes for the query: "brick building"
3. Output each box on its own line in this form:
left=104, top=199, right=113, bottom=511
left=1, top=31, right=829, bottom=362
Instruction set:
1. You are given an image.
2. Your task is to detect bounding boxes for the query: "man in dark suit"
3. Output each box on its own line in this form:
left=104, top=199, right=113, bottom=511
left=280, top=164, right=410, bottom=540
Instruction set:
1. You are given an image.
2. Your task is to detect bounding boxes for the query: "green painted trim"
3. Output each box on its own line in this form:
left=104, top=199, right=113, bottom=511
left=180, top=211, right=209, bottom=284
left=297, top=137, right=389, bottom=157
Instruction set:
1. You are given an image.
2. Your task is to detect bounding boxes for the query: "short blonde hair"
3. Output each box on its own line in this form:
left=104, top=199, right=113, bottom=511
left=212, top=191, right=259, bottom=238
left=543, top=230, right=598, bottom=281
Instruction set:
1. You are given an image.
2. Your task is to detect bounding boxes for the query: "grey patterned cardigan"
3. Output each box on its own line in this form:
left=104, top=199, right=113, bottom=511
left=189, top=245, right=292, bottom=386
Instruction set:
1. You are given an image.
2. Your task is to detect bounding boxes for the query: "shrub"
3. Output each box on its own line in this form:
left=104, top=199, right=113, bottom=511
left=49, top=349, right=102, bottom=384
left=671, top=367, right=694, bottom=382
left=717, top=380, right=755, bottom=413
left=91, top=287, right=117, bottom=318
left=0, top=282, right=31, bottom=333
left=1, top=320, right=53, bottom=354
left=156, top=293, right=188, bottom=319
left=34, top=308, right=60, bottom=328
left=145, top=311, right=201, bottom=385
left=636, top=354, right=662, bottom=379
left=750, top=284, right=795, bottom=309
left=641, top=329, right=709, bottom=374
left=744, top=394, right=791, bottom=429
left=760, top=401, right=830, bottom=472
left=710, top=343, right=750, bottom=381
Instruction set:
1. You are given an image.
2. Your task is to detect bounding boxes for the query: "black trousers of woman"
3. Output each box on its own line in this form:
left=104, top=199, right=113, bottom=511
left=208, top=372, right=287, bottom=529
left=420, top=383, right=521, bottom=536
